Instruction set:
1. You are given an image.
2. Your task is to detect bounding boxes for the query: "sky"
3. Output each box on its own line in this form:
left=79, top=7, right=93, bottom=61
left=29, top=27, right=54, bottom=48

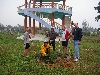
left=0, top=0, right=100, bottom=28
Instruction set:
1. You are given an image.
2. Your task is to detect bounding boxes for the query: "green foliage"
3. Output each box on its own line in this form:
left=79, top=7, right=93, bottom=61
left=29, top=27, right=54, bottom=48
left=0, top=33, right=100, bottom=75
left=94, top=2, right=100, bottom=21
left=47, top=50, right=62, bottom=62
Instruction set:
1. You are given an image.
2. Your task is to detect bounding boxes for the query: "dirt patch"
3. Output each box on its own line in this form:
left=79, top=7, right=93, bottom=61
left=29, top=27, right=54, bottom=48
left=38, top=58, right=75, bottom=69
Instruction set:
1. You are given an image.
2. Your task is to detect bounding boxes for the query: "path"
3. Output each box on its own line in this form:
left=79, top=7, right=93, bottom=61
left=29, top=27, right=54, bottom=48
left=16, top=34, right=62, bottom=41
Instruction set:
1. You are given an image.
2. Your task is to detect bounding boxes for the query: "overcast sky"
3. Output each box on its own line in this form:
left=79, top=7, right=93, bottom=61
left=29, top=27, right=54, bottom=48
left=0, top=0, right=100, bottom=28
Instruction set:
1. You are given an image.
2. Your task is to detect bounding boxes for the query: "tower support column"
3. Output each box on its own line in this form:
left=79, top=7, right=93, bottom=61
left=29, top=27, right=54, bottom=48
left=39, top=0, right=42, bottom=30
left=62, top=0, right=66, bottom=26
left=32, top=0, right=36, bottom=35
left=51, top=0, right=55, bottom=27
left=24, top=0, right=27, bottom=31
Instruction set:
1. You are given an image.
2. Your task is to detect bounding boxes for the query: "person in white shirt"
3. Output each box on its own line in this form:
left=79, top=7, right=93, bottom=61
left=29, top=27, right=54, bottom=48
left=61, top=26, right=71, bottom=57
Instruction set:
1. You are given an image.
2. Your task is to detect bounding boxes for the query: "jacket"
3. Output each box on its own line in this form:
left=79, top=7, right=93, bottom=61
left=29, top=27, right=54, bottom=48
left=49, top=31, right=56, bottom=40
left=61, top=29, right=70, bottom=41
left=65, top=30, right=70, bottom=40
left=40, top=44, right=53, bottom=56
left=72, top=27, right=82, bottom=41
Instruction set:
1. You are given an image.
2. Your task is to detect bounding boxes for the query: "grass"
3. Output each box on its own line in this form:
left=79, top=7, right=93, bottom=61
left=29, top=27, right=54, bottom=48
left=0, top=33, right=100, bottom=75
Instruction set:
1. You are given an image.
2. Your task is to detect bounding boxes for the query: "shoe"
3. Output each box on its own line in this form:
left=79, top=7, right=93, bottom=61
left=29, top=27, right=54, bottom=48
left=74, top=58, right=78, bottom=62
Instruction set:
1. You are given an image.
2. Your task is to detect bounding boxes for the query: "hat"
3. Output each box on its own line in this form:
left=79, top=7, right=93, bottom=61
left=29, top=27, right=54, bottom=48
left=44, top=40, right=48, bottom=43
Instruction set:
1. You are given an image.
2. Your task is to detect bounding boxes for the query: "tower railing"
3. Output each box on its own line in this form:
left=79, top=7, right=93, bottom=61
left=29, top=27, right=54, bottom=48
left=17, top=2, right=72, bottom=12
left=58, top=4, right=72, bottom=12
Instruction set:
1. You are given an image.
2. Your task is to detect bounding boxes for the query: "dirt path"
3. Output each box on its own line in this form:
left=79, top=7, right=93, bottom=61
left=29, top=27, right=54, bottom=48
left=16, top=34, right=62, bottom=41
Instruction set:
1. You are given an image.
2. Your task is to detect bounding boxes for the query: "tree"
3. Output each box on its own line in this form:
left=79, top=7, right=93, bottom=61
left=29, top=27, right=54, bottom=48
left=82, top=19, right=89, bottom=35
left=94, top=2, right=100, bottom=22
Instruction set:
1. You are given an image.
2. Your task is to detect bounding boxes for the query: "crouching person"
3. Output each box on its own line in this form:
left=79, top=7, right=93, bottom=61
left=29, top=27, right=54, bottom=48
left=40, top=40, right=53, bottom=60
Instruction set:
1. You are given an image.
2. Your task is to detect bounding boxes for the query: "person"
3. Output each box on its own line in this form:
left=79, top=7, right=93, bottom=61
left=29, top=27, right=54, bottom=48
left=40, top=40, right=53, bottom=59
left=49, top=28, right=56, bottom=51
left=61, top=25, right=71, bottom=57
left=23, top=27, right=32, bottom=57
left=45, top=29, right=49, bottom=37
left=72, top=23, right=83, bottom=61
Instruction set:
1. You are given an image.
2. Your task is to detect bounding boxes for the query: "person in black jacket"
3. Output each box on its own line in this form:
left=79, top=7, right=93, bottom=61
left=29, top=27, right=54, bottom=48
left=72, top=23, right=82, bottom=61
left=49, top=28, right=56, bottom=51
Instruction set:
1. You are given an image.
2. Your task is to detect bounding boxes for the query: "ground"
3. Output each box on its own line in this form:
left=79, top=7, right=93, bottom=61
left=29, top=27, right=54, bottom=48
left=38, top=58, right=75, bottom=69
left=0, top=33, right=100, bottom=75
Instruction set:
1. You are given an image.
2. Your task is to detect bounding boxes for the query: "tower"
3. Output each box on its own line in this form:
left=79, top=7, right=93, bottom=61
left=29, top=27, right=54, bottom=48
left=17, top=0, right=72, bottom=35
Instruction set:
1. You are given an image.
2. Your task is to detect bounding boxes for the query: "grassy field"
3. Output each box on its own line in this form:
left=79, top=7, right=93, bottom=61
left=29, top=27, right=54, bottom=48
left=0, top=33, right=100, bottom=75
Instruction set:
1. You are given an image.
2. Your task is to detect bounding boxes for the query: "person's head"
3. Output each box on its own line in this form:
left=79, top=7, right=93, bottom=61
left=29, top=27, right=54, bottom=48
left=28, top=28, right=31, bottom=34
left=26, top=27, right=29, bottom=32
left=26, top=27, right=31, bottom=33
left=51, top=28, right=54, bottom=32
left=44, top=40, right=48, bottom=47
left=46, top=29, right=48, bottom=33
left=74, top=23, right=78, bottom=28
left=62, top=25, right=66, bottom=30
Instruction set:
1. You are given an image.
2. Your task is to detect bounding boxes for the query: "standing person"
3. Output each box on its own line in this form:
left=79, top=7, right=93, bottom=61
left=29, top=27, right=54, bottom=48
left=49, top=28, right=56, bottom=51
left=61, top=26, right=71, bottom=57
left=72, top=23, right=82, bottom=61
left=23, top=27, right=32, bottom=57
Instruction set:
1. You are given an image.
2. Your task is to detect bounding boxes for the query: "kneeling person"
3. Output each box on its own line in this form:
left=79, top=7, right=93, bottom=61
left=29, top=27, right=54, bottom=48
left=40, top=40, right=52, bottom=59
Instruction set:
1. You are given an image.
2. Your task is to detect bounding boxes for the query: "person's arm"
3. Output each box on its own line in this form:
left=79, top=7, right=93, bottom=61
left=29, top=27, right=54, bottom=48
left=54, top=32, right=56, bottom=39
left=59, top=29, right=62, bottom=34
left=65, top=30, right=70, bottom=40
left=46, top=44, right=53, bottom=53
left=48, top=44, right=53, bottom=50
left=29, top=34, right=31, bottom=39
left=78, top=28, right=82, bottom=41
left=23, top=34, right=26, bottom=45
left=72, top=29, right=74, bottom=35
left=68, top=31, right=72, bottom=39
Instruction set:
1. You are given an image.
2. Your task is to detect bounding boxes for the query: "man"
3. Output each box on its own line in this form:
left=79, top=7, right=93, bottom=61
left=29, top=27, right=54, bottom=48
left=72, top=23, right=82, bottom=61
left=23, top=27, right=32, bottom=57
left=49, top=28, right=56, bottom=51
left=61, top=26, right=71, bottom=57
left=40, top=40, right=52, bottom=59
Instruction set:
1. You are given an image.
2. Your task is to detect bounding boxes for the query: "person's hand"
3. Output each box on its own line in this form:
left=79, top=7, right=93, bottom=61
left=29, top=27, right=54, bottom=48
left=42, top=53, right=46, bottom=56
left=29, top=39, right=33, bottom=42
left=78, top=42, right=81, bottom=45
left=50, top=40, right=53, bottom=43
left=68, top=37, right=70, bottom=40
left=66, top=39, right=69, bottom=41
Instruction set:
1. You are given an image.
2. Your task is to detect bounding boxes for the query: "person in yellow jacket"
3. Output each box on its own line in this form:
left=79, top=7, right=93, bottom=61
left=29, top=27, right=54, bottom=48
left=40, top=40, right=53, bottom=57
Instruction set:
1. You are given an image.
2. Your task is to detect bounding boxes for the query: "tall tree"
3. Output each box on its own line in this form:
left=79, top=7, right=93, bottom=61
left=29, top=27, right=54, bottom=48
left=94, top=2, right=100, bottom=22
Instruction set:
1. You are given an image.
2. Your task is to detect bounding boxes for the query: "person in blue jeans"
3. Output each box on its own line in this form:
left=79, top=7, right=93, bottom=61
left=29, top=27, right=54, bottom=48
left=72, top=23, right=82, bottom=61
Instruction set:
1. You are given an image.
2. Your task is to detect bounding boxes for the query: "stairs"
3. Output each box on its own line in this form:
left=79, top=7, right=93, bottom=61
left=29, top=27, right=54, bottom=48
left=24, top=10, right=61, bottom=32
left=17, top=2, right=72, bottom=33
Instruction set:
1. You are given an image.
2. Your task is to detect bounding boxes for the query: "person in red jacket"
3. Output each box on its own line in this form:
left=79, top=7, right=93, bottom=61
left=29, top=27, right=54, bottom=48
left=61, top=26, right=71, bottom=58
